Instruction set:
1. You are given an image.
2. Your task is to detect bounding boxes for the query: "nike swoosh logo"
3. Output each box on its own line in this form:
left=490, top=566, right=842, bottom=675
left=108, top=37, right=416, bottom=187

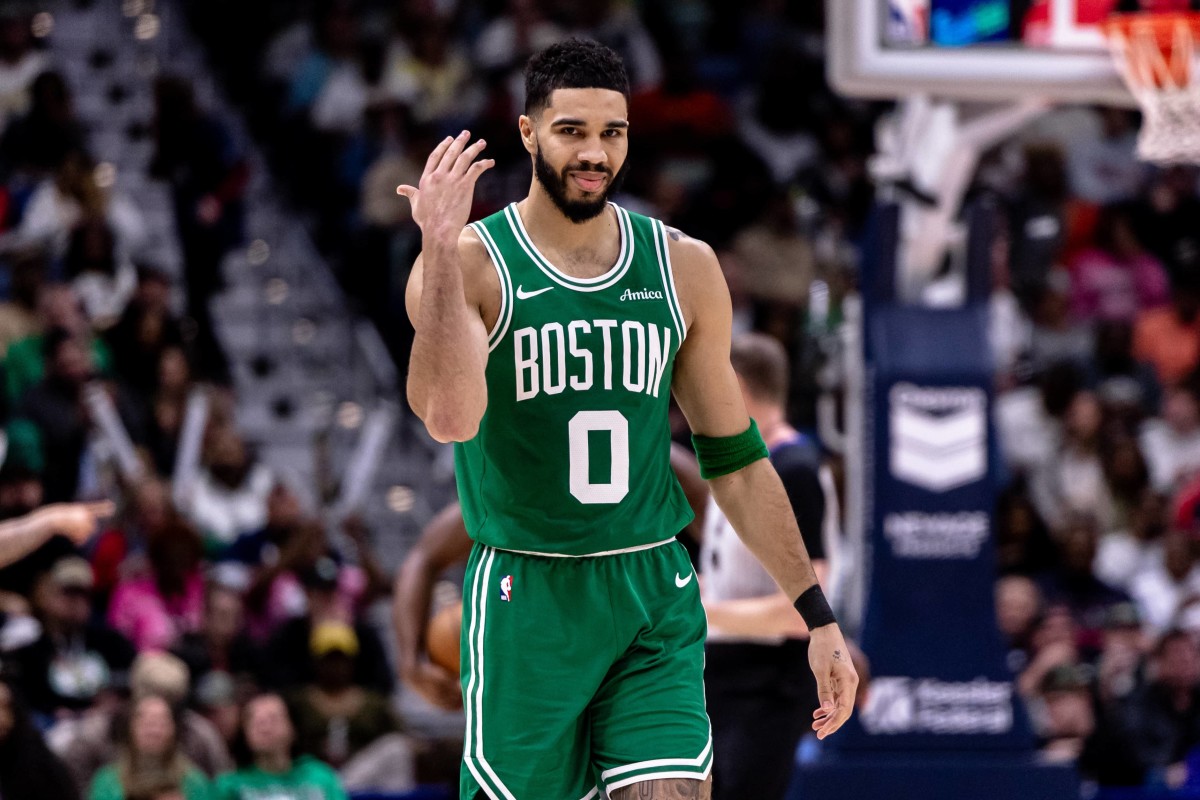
left=516, top=285, right=554, bottom=300
left=675, top=572, right=693, bottom=588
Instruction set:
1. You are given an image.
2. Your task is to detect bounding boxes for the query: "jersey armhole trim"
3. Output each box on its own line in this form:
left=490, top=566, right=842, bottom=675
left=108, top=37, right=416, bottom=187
left=470, top=222, right=514, bottom=352
left=653, top=219, right=688, bottom=343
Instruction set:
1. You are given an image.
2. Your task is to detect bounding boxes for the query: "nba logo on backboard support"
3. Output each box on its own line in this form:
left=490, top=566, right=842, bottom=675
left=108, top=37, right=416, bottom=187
left=499, top=575, right=513, bottom=602
left=888, top=0, right=930, bottom=45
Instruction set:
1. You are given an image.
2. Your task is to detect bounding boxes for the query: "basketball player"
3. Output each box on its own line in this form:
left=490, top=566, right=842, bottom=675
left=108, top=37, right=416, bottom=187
left=401, top=39, right=857, bottom=800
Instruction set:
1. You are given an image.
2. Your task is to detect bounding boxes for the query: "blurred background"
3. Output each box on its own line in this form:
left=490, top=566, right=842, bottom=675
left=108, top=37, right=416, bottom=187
left=0, top=0, right=1193, bottom=798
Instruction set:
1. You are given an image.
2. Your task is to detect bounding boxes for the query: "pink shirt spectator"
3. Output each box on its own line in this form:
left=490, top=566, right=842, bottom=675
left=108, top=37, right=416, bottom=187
left=243, top=565, right=368, bottom=642
left=107, top=571, right=205, bottom=651
left=1069, top=247, right=1169, bottom=322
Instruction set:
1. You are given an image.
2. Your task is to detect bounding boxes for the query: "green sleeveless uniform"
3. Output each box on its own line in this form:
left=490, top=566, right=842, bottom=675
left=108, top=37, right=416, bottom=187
left=456, top=203, right=712, bottom=800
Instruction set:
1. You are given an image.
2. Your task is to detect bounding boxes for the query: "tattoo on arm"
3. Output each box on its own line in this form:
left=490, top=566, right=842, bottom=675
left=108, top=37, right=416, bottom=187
left=834, top=650, right=843, bottom=661
left=611, top=778, right=711, bottom=799
left=666, top=227, right=688, bottom=242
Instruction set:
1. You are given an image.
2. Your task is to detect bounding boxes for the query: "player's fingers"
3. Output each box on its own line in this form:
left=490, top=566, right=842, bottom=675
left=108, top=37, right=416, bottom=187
left=465, top=159, right=496, bottom=183
left=84, top=500, right=116, bottom=518
left=396, top=185, right=417, bottom=201
left=436, top=130, right=471, bottom=173
left=423, top=136, right=454, bottom=175
left=452, top=139, right=487, bottom=174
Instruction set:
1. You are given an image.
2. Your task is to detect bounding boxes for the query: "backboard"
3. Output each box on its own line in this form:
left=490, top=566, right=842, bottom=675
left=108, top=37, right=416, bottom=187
left=828, top=0, right=1153, bottom=105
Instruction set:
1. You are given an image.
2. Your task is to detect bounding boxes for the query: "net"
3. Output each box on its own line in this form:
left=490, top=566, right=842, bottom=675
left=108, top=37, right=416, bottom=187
left=1102, top=12, right=1200, bottom=163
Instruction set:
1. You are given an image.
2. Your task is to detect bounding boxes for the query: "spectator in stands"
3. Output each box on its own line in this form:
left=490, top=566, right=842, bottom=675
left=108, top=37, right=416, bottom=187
left=1066, top=107, right=1144, bottom=205
left=1007, top=142, right=1070, bottom=299
left=13, top=328, right=97, bottom=501
left=18, top=147, right=147, bottom=263
left=103, top=266, right=185, bottom=398
left=1135, top=165, right=1200, bottom=280
left=90, top=478, right=173, bottom=608
left=385, top=14, right=483, bottom=128
left=216, top=693, right=346, bottom=800
left=243, top=514, right=387, bottom=642
left=0, top=11, right=47, bottom=134
left=995, top=482, right=1058, bottom=576
left=178, top=425, right=273, bottom=546
left=5, top=281, right=111, bottom=408
left=1095, top=488, right=1167, bottom=593
left=1140, top=385, right=1200, bottom=494
left=996, top=574, right=1043, bottom=670
left=1034, top=663, right=1096, bottom=764
left=1027, top=271, right=1094, bottom=373
left=0, top=69, right=84, bottom=181
left=1129, top=528, right=1200, bottom=635
left=473, top=0, right=565, bottom=111
left=288, top=621, right=399, bottom=769
left=1030, top=391, right=1113, bottom=531
left=0, top=677, right=81, bottom=799
left=65, top=218, right=138, bottom=330
left=146, top=347, right=194, bottom=476
left=1018, top=604, right=1080, bottom=699
left=173, top=583, right=261, bottom=692
left=1134, top=267, right=1200, bottom=387
left=262, top=551, right=393, bottom=694
left=728, top=188, right=817, bottom=341
left=8, top=555, right=135, bottom=718
left=108, top=519, right=205, bottom=652
left=150, top=76, right=245, bottom=383
left=1068, top=202, right=1169, bottom=323
left=284, top=1, right=360, bottom=120
left=1100, top=435, right=1150, bottom=532
left=1123, top=629, right=1200, bottom=786
left=1085, top=320, right=1161, bottom=427
left=0, top=250, right=47, bottom=358
left=1040, top=513, right=1130, bottom=642
left=88, top=693, right=211, bottom=800
left=50, top=652, right=232, bottom=792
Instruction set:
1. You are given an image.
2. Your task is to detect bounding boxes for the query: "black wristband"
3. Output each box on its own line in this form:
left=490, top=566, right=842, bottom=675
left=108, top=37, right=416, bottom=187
left=794, top=584, right=837, bottom=630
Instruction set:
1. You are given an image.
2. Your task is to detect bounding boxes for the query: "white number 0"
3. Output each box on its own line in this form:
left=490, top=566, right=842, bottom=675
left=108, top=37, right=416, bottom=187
left=568, top=410, right=629, bottom=504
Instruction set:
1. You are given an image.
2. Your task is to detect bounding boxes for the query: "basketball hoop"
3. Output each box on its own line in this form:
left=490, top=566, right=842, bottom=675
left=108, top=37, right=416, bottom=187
left=1102, top=12, right=1200, bottom=163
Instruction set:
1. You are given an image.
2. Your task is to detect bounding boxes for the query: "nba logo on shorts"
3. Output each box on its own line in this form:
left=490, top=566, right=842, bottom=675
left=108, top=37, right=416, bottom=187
left=499, top=575, right=513, bottom=602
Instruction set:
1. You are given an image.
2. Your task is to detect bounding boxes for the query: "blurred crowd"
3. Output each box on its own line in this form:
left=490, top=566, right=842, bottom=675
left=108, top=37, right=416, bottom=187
left=0, top=4, right=419, bottom=800
left=979, top=105, right=1200, bottom=790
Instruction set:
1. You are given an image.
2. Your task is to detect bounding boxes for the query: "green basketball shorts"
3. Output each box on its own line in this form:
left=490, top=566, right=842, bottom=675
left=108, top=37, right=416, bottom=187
left=459, top=539, right=712, bottom=800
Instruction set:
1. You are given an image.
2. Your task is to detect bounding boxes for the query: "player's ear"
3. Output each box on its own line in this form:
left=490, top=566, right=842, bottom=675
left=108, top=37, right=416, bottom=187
left=518, top=115, right=536, bottom=155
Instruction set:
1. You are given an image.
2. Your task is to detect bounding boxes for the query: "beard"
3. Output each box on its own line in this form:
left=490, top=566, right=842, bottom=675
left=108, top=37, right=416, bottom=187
left=534, top=146, right=627, bottom=223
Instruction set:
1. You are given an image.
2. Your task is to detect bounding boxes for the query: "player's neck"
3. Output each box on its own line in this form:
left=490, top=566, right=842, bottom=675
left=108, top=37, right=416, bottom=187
left=519, top=184, right=615, bottom=254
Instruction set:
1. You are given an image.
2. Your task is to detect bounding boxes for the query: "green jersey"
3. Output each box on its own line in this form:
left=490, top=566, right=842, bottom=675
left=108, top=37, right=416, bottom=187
left=455, top=202, right=693, bottom=556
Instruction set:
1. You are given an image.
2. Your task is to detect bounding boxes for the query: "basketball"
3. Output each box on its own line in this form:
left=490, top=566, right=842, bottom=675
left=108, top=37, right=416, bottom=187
left=426, top=600, right=462, bottom=674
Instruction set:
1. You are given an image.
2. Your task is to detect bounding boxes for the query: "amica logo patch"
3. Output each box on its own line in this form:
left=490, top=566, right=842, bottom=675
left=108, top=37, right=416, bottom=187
left=620, top=288, right=664, bottom=301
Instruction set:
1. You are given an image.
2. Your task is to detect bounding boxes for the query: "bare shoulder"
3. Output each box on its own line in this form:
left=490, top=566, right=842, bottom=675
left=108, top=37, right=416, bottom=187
left=663, top=226, right=726, bottom=331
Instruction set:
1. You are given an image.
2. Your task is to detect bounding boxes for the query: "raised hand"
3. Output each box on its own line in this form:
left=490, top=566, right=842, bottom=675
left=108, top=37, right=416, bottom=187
left=397, top=130, right=495, bottom=241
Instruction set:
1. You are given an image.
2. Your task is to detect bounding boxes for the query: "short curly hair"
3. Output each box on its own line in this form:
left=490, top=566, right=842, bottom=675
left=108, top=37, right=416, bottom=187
left=524, top=38, right=630, bottom=116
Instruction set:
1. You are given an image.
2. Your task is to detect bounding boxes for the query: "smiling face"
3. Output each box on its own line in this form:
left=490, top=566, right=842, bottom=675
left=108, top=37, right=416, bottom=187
left=520, top=87, right=630, bottom=223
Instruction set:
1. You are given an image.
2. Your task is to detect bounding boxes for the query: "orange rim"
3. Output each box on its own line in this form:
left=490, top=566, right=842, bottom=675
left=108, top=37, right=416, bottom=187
left=1101, top=12, right=1200, bottom=87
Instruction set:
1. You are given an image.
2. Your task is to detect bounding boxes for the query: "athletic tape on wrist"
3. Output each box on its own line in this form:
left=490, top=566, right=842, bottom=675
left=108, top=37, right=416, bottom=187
left=691, top=419, right=769, bottom=479
left=794, top=584, right=837, bottom=630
